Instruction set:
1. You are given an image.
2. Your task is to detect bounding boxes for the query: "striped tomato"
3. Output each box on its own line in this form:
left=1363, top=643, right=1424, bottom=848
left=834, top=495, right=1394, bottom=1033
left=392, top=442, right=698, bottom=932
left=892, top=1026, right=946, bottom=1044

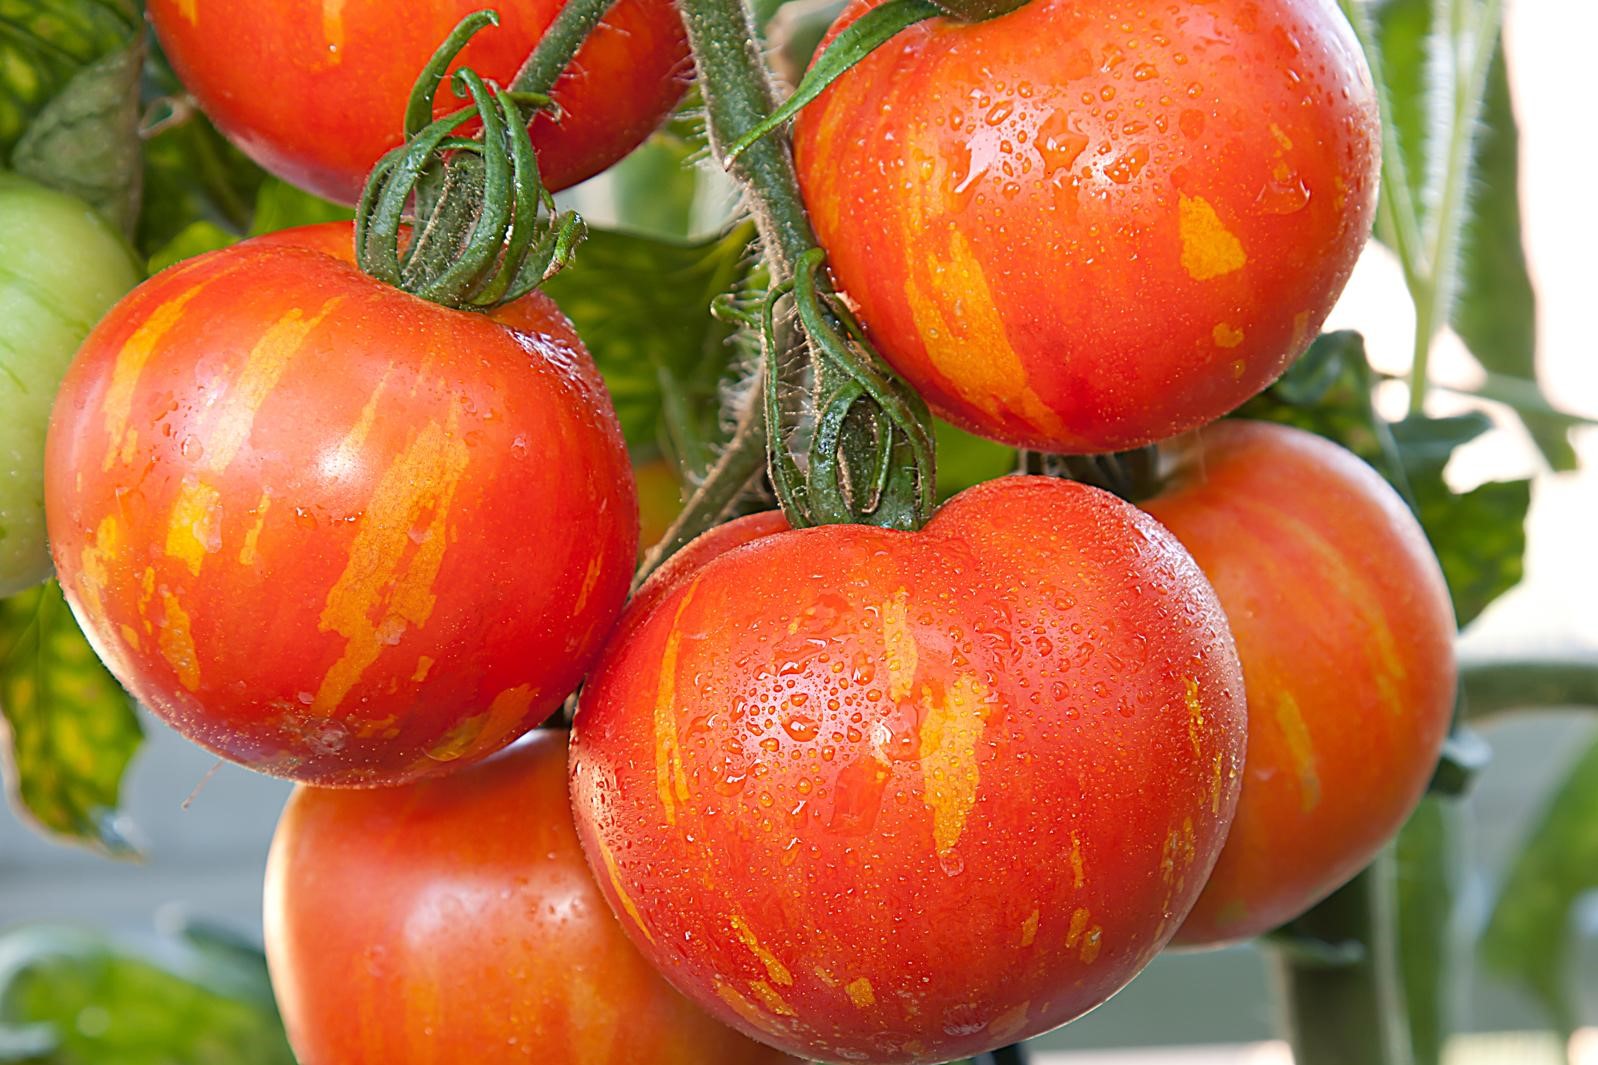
left=1143, top=421, right=1456, bottom=946
left=571, top=477, right=1246, bottom=1064
left=43, top=222, right=637, bottom=787
left=792, top=0, right=1380, bottom=452
left=147, top=0, right=692, bottom=206
left=265, top=731, right=802, bottom=1065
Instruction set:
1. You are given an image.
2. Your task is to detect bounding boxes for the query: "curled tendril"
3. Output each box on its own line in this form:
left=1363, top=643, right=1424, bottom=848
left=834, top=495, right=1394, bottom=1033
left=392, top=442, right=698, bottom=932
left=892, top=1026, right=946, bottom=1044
left=760, top=249, right=936, bottom=530
left=354, top=10, right=585, bottom=311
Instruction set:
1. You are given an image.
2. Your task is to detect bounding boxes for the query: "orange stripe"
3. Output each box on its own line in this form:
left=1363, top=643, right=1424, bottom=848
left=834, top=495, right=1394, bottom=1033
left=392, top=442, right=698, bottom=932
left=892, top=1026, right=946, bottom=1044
left=312, top=410, right=471, bottom=714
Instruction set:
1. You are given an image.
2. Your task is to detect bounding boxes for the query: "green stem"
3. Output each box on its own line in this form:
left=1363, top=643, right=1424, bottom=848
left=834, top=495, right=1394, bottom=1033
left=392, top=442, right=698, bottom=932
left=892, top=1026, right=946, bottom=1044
left=633, top=0, right=821, bottom=577
left=679, top=0, right=819, bottom=277
left=510, top=0, right=621, bottom=97
left=1460, top=658, right=1598, bottom=721
left=1336, top=0, right=1425, bottom=278
left=1409, top=0, right=1504, bottom=413
left=1273, top=857, right=1414, bottom=1065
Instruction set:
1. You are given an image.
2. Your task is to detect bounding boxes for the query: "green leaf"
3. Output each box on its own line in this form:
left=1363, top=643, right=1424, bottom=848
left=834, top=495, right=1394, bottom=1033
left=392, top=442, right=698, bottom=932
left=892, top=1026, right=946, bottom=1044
left=9, top=35, right=143, bottom=235
left=0, top=0, right=138, bottom=158
left=246, top=177, right=354, bottom=237
left=145, top=219, right=235, bottom=274
left=0, top=924, right=295, bottom=1065
left=1480, top=733, right=1598, bottom=1035
left=145, top=178, right=353, bottom=273
left=1235, top=331, right=1404, bottom=484
left=0, top=580, right=141, bottom=856
left=1389, top=414, right=1529, bottom=628
left=607, top=131, right=702, bottom=241
left=542, top=223, right=759, bottom=472
left=1449, top=47, right=1572, bottom=470
left=934, top=419, right=1013, bottom=501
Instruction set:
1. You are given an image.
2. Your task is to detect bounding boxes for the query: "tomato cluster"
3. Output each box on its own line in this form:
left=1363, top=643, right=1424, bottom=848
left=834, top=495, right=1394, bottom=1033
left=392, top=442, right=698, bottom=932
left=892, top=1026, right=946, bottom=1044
left=21, top=0, right=1459, bottom=1062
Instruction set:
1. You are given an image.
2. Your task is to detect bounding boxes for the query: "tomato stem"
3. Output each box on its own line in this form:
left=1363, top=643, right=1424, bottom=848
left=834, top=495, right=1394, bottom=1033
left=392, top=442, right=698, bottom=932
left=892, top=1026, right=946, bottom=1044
left=679, top=0, right=818, bottom=274
left=1458, top=657, right=1598, bottom=722
left=675, top=0, right=937, bottom=535
left=1272, top=858, right=1415, bottom=1065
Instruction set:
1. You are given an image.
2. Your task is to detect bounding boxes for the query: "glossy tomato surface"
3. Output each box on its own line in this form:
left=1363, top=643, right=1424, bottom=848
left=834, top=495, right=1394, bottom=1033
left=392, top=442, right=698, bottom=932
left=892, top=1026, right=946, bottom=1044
left=571, top=477, right=1247, bottom=1064
left=148, top=0, right=691, bottom=205
left=793, top=0, right=1380, bottom=452
left=1142, top=421, right=1455, bottom=945
left=44, top=222, right=636, bottom=786
left=0, top=174, right=140, bottom=596
left=264, top=731, right=801, bottom=1064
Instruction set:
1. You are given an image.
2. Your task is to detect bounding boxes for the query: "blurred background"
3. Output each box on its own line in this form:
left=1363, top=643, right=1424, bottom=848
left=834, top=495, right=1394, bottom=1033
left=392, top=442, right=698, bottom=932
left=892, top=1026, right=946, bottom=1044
left=2, top=0, right=1594, bottom=1061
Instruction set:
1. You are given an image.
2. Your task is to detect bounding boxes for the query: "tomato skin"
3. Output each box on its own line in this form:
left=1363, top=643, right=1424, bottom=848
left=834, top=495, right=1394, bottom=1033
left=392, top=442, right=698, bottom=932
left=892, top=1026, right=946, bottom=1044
left=264, top=731, right=801, bottom=1064
left=793, top=0, right=1380, bottom=452
left=0, top=175, right=141, bottom=596
left=43, top=222, right=636, bottom=786
left=570, top=478, right=1246, bottom=1064
left=1141, top=421, right=1456, bottom=946
left=147, top=0, right=691, bottom=205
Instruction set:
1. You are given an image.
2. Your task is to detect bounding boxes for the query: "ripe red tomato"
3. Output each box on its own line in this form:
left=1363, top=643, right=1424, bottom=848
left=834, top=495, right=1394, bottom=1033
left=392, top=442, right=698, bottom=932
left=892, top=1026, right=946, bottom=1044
left=793, top=0, right=1380, bottom=452
left=264, top=731, right=802, bottom=1064
left=44, top=222, right=636, bottom=787
left=570, top=477, right=1247, bottom=1064
left=147, top=0, right=692, bottom=205
left=1141, top=421, right=1456, bottom=946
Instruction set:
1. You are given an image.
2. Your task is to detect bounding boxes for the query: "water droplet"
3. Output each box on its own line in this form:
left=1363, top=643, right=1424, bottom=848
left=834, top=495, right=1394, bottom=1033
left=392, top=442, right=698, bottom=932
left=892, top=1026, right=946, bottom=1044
left=1104, top=144, right=1150, bottom=184
left=1256, top=172, right=1312, bottom=214
left=1037, top=111, right=1089, bottom=177
left=783, top=715, right=818, bottom=742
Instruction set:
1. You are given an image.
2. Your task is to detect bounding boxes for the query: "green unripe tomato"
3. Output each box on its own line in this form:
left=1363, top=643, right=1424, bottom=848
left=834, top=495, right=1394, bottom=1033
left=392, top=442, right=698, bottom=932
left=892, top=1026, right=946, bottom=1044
left=0, top=174, right=141, bottom=595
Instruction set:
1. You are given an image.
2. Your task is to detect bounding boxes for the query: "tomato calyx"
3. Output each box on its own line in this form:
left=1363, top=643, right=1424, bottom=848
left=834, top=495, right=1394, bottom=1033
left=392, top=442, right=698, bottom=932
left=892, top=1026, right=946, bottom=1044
left=353, top=11, right=585, bottom=312
left=925, top=0, right=1032, bottom=20
left=761, top=248, right=937, bottom=531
